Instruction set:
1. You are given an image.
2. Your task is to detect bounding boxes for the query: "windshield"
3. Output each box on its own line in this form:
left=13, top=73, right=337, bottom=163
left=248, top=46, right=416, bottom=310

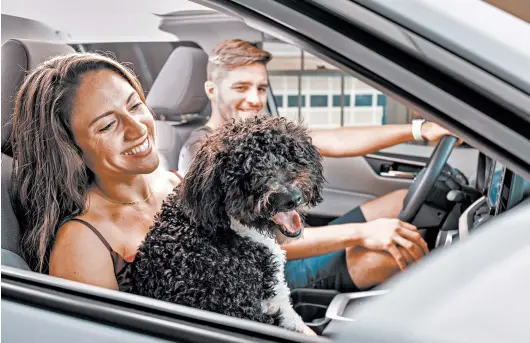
left=355, top=0, right=530, bottom=94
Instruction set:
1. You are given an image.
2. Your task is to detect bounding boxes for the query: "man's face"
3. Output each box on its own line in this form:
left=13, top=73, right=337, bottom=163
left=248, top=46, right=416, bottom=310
left=208, top=63, right=269, bottom=123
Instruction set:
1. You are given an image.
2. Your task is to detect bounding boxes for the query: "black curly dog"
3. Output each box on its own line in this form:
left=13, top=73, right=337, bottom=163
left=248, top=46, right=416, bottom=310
left=126, top=116, right=324, bottom=332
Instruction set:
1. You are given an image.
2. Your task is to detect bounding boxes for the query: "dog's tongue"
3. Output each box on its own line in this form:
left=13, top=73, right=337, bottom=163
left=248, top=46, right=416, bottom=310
left=272, top=210, right=302, bottom=234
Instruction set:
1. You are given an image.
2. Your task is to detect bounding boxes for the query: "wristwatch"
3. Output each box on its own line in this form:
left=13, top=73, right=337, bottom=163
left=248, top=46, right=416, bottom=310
left=412, top=119, right=426, bottom=142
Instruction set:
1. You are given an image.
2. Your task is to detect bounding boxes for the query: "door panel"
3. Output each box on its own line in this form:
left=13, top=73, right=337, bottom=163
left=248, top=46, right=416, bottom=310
left=2, top=299, right=176, bottom=343
left=2, top=267, right=308, bottom=343
left=381, top=144, right=480, bottom=181
left=308, top=144, right=479, bottom=219
left=308, top=155, right=413, bottom=218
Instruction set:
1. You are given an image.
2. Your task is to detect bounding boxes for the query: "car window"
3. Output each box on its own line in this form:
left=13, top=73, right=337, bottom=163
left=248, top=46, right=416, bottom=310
left=265, top=41, right=437, bottom=146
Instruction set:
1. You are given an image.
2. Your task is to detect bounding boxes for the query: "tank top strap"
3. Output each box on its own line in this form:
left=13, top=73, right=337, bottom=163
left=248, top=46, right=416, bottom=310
left=68, top=218, right=114, bottom=253
left=59, top=217, right=133, bottom=292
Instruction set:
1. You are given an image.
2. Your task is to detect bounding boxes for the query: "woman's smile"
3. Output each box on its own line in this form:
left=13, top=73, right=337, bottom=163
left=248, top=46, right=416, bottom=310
left=122, top=136, right=152, bottom=157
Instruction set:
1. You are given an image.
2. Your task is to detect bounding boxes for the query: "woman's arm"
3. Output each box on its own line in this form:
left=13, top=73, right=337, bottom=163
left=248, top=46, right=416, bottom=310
left=50, top=221, right=119, bottom=290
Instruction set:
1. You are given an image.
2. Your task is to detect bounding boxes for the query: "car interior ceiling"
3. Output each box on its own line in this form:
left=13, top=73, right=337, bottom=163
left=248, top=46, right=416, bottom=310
left=2, top=12, right=530, bottom=340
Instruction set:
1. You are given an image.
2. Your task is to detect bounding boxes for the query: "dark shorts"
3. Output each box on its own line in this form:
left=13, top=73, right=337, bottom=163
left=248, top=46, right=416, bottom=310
left=285, top=206, right=366, bottom=292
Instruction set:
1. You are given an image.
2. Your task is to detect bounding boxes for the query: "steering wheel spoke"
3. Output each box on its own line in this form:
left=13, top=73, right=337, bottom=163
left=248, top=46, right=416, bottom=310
left=398, top=135, right=459, bottom=223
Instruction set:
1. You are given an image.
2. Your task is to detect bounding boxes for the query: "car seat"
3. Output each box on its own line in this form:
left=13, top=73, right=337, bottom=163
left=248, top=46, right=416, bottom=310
left=146, top=46, right=211, bottom=171
left=1, top=39, right=75, bottom=269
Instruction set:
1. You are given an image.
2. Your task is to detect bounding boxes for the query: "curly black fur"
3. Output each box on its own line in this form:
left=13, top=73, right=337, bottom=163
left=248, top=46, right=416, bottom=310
left=126, top=116, right=324, bottom=332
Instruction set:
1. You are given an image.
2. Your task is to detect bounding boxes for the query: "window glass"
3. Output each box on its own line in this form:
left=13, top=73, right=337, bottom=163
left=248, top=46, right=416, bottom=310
left=287, top=95, right=306, bottom=107
left=377, top=94, right=387, bottom=124
left=354, top=94, right=373, bottom=107
left=310, top=95, right=328, bottom=107
left=333, top=94, right=351, bottom=107
left=274, top=95, right=284, bottom=108
left=303, top=51, right=340, bottom=71
left=264, top=42, right=436, bottom=144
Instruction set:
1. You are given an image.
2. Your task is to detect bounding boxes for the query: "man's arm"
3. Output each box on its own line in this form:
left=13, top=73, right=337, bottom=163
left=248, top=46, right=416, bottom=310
left=282, top=219, right=428, bottom=271
left=283, top=223, right=359, bottom=260
left=310, top=122, right=455, bottom=158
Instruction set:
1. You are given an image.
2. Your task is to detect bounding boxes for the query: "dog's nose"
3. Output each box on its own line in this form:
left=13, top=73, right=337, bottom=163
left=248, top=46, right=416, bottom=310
left=272, top=189, right=303, bottom=210
left=278, top=188, right=303, bottom=209
left=270, top=186, right=304, bottom=211
left=291, top=188, right=303, bottom=206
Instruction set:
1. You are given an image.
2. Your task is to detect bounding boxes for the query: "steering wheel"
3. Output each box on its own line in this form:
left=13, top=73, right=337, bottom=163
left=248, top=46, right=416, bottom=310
left=398, top=135, right=459, bottom=222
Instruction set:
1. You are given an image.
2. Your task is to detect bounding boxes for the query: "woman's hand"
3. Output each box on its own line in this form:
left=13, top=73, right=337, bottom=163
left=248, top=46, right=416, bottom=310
left=356, top=218, right=429, bottom=270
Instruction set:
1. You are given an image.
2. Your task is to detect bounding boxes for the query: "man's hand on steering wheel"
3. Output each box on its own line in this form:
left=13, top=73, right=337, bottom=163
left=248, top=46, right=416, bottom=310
left=357, top=219, right=429, bottom=271
left=421, top=122, right=463, bottom=145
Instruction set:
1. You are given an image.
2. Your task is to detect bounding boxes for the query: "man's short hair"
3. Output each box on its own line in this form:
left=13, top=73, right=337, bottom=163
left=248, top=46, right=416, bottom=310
left=207, top=39, right=273, bottom=82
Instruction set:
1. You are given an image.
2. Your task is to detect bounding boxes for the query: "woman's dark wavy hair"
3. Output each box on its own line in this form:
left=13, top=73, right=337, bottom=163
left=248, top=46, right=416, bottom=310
left=10, top=52, right=146, bottom=273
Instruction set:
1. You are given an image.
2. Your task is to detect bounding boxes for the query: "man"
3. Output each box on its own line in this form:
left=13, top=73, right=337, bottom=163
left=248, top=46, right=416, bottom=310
left=179, top=39, right=456, bottom=292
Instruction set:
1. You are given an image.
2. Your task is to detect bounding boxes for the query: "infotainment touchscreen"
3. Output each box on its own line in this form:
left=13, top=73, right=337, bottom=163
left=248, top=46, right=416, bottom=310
left=487, top=161, right=506, bottom=211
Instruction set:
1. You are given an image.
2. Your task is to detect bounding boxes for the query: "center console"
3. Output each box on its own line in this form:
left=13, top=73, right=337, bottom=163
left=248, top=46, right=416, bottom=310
left=438, top=159, right=517, bottom=248
left=290, top=289, right=388, bottom=336
left=324, top=290, right=388, bottom=322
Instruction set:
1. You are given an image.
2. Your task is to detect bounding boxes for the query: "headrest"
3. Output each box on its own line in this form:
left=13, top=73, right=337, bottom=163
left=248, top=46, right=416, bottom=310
left=1, top=39, right=75, bottom=150
left=146, top=46, right=209, bottom=121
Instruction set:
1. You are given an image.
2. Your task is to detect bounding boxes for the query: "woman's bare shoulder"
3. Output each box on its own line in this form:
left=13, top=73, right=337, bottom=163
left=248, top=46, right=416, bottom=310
left=49, top=218, right=118, bottom=290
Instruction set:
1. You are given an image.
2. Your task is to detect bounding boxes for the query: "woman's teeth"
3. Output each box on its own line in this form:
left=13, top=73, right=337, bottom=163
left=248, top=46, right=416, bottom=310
left=123, top=138, right=149, bottom=156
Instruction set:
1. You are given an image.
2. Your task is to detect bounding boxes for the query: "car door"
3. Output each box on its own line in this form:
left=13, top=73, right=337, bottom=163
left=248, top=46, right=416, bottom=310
left=2, top=267, right=322, bottom=343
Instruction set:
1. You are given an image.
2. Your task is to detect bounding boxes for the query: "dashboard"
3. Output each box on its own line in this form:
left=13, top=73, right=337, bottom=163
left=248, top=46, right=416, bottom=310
left=486, top=160, right=508, bottom=215
left=485, top=158, right=530, bottom=217
left=460, top=156, right=530, bottom=238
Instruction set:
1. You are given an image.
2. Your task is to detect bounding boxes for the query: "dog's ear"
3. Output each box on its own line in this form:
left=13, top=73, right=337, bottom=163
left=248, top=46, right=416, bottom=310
left=290, top=121, right=325, bottom=206
left=309, top=143, right=325, bottom=206
left=179, top=145, right=230, bottom=232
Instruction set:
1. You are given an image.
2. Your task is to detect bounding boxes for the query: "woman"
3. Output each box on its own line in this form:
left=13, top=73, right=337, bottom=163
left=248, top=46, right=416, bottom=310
left=11, top=52, right=427, bottom=294
left=11, top=53, right=182, bottom=291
